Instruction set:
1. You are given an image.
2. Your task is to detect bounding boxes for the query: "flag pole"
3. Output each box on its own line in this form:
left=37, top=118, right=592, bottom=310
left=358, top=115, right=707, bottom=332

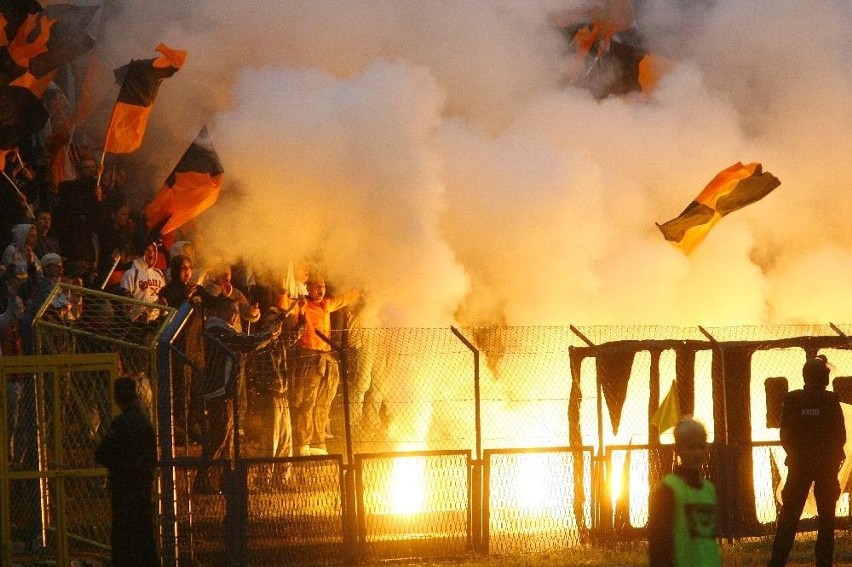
left=99, top=251, right=122, bottom=289
left=3, top=153, right=35, bottom=219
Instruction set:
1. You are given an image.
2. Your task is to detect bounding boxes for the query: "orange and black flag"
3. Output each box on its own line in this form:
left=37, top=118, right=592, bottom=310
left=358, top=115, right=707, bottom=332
left=145, top=126, right=223, bottom=235
left=103, top=43, right=186, bottom=154
left=657, top=162, right=781, bottom=254
left=0, top=1, right=50, bottom=86
left=0, top=2, right=96, bottom=148
left=2, top=3, right=97, bottom=96
left=28, top=3, right=98, bottom=78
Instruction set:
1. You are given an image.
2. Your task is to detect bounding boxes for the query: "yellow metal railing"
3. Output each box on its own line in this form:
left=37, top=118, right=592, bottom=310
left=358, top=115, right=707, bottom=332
left=1, top=353, right=118, bottom=567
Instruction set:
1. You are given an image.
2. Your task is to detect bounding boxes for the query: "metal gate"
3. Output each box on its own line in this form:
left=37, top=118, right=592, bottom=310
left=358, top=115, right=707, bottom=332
left=1, top=353, right=118, bottom=567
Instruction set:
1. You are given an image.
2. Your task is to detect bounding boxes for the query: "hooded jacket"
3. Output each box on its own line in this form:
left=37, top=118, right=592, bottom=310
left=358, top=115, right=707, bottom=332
left=2, top=223, right=40, bottom=274
left=120, top=256, right=165, bottom=321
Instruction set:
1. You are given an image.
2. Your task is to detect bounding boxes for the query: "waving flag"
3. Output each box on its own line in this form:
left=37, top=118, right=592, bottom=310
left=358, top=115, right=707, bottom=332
left=103, top=43, right=186, bottom=154
left=28, top=3, right=98, bottom=78
left=144, top=126, right=223, bottom=235
left=2, top=4, right=96, bottom=95
left=657, top=162, right=780, bottom=254
left=0, top=3, right=96, bottom=151
left=651, top=380, right=682, bottom=434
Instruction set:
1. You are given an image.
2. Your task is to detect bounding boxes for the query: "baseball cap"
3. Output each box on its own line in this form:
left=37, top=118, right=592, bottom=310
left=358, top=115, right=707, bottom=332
left=41, top=253, right=62, bottom=267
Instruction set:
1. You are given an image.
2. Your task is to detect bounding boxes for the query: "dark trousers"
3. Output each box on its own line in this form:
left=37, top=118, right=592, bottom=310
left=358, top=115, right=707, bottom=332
left=290, top=350, right=337, bottom=451
left=768, top=462, right=841, bottom=567
left=111, top=491, right=158, bottom=566
left=196, top=396, right=233, bottom=491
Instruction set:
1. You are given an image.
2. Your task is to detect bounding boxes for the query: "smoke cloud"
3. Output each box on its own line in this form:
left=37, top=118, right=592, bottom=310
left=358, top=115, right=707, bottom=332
left=82, top=0, right=852, bottom=326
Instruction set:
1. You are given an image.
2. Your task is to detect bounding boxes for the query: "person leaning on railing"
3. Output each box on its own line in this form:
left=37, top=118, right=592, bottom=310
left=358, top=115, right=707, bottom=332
left=194, top=296, right=280, bottom=494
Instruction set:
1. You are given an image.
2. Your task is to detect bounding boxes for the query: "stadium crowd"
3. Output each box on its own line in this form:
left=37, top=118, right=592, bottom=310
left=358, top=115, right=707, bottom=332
left=0, top=70, right=365, bottom=488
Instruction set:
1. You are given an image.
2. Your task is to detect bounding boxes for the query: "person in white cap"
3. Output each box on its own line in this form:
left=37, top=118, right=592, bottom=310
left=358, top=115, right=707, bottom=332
left=40, top=252, right=63, bottom=282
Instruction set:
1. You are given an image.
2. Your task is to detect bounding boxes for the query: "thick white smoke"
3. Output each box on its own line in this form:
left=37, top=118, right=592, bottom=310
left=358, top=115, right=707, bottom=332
left=83, top=0, right=852, bottom=326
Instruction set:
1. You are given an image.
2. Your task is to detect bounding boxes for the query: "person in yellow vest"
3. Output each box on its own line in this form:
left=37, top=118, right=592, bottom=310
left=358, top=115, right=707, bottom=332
left=648, top=417, right=720, bottom=567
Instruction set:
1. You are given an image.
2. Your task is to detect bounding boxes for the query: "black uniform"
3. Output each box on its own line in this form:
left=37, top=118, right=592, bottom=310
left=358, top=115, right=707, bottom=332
left=768, top=374, right=846, bottom=567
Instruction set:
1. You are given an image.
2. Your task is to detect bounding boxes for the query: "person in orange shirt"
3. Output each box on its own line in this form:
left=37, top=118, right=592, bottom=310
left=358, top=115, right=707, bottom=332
left=289, top=275, right=360, bottom=456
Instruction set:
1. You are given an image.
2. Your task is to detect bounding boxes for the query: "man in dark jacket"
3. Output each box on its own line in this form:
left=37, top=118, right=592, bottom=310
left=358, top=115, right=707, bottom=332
left=95, top=376, right=158, bottom=566
left=767, top=355, right=846, bottom=567
left=195, top=297, right=279, bottom=493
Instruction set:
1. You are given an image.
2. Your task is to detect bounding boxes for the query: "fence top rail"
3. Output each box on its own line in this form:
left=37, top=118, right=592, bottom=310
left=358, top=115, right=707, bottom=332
left=0, top=352, right=118, bottom=372
left=33, top=282, right=178, bottom=350
left=356, top=449, right=472, bottom=462
left=483, top=446, right=594, bottom=457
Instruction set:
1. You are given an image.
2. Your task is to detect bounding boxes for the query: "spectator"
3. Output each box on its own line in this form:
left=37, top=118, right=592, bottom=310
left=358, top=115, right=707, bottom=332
left=648, top=417, right=720, bottom=567
left=38, top=252, right=64, bottom=288
left=160, top=254, right=208, bottom=444
left=251, top=306, right=302, bottom=489
left=289, top=275, right=360, bottom=456
left=95, top=376, right=159, bottom=567
left=2, top=223, right=40, bottom=276
left=120, top=240, right=165, bottom=323
left=0, top=268, right=25, bottom=355
left=205, top=263, right=259, bottom=333
left=2, top=267, right=27, bottom=466
left=96, top=198, right=135, bottom=283
left=205, top=262, right=260, bottom=435
left=54, top=148, right=105, bottom=271
left=159, top=255, right=198, bottom=309
left=42, top=86, right=76, bottom=199
left=30, top=253, right=82, bottom=321
left=169, top=240, right=196, bottom=270
left=32, top=208, right=60, bottom=259
left=195, top=297, right=278, bottom=494
left=767, top=356, right=846, bottom=567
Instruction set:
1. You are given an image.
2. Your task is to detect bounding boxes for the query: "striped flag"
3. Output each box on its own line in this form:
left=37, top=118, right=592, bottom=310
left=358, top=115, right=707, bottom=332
left=657, top=162, right=780, bottom=254
left=144, top=126, right=223, bottom=235
left=3, top=4, right=98, bottom=97
left=28, top=3, right=98, bottom=78
left=103, top=43, right=186, bottom=154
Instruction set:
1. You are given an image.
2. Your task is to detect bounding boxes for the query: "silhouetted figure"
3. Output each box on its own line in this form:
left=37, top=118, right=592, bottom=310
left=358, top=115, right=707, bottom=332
left=95, top=376, right=159, bottom=566
left=767, top=356, right=846, bottom=567
left=648, top=417, right=720, bottom=567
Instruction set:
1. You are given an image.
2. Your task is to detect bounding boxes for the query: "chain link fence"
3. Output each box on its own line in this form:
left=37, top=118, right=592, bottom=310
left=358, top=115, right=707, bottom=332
left=1, top=353, right=118, bottom=566
left=1, top=282, right=175, bottom=566
left=6, top=286, right=852, bottom=565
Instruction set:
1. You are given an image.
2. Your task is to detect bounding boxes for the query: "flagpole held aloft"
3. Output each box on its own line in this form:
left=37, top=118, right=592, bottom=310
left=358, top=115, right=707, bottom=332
left=1, top=169, right=34, bottom=219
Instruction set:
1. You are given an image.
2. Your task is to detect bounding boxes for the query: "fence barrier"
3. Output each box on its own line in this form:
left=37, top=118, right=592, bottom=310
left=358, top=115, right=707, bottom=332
left=3, top=283, right=852, bottom=564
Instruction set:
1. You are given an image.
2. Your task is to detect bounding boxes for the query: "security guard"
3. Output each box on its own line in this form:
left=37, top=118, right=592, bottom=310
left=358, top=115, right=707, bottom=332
left=767, top=355, right=846, bottom=567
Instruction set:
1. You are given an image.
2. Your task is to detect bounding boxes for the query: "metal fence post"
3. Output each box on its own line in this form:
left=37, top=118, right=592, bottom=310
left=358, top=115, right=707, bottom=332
left=450, top=327, right=482, bottom=551
left=158, top=303, right=193, bottom=566
left=568, top=326, right=609, bottom=540
left=316, top=329, right=358, bottom=564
